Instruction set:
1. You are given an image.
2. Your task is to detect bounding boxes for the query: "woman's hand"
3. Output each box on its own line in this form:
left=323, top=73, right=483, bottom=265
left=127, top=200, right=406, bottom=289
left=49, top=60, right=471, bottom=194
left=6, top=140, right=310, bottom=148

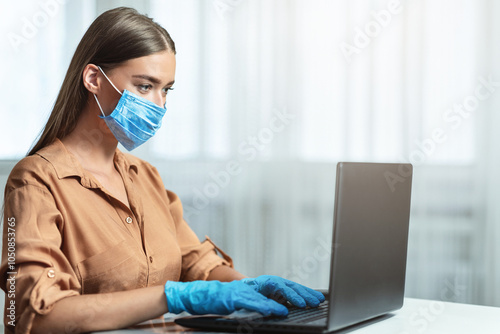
left=164, top=280, right=289, bottom=316
left=241, top=275, right=325, bottom=308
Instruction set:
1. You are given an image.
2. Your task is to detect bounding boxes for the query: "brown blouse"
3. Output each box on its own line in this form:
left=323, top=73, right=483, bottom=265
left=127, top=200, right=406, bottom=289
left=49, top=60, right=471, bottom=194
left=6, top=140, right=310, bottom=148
left=0, top=139, right=231, bottom=333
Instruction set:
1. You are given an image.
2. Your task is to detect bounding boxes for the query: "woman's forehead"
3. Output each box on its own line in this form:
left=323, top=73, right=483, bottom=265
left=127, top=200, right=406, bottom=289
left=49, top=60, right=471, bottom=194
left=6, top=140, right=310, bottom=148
left=113, top=51, right=176, bottom=84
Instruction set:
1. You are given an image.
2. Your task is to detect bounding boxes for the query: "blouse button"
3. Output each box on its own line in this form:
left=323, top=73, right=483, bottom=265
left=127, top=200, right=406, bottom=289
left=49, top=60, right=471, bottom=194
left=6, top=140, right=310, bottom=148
left=149, top=256, right=153, bottom=263
left=126, top=217, right=133, bottom=224
left=47, top=269, right=55, bottom=278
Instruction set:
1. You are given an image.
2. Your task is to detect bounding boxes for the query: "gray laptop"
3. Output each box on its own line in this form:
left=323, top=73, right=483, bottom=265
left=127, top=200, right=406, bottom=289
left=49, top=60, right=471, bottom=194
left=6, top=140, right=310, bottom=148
left=175, top=162, right=413, bottom=333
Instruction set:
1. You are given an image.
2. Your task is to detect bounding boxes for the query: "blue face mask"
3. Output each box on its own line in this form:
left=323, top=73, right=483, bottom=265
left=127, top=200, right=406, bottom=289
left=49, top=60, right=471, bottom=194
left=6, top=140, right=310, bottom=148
left=93, top=66, right=167, bottom=151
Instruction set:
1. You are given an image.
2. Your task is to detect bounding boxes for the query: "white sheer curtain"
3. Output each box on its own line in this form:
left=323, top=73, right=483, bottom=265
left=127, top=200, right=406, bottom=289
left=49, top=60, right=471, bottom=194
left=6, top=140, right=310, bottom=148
left=0, top=0, right=96, bottom=157
left=144, top=0, right=500, bottom=306
left=477, top=0, right=500, bottom=307
left=1, top=0, right=499, bottom=308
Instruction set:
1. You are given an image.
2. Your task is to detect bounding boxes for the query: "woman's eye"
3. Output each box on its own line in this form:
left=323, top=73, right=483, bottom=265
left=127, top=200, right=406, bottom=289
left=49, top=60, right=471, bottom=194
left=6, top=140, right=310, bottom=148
left=163, top=87, right=175, bottom=95
left=138, top=84, right=152, bottom=92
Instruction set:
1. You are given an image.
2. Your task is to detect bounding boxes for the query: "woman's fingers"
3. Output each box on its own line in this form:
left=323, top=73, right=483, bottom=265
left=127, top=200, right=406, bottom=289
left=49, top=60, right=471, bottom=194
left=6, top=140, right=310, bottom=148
left=235, top=290, right=289, bottom=316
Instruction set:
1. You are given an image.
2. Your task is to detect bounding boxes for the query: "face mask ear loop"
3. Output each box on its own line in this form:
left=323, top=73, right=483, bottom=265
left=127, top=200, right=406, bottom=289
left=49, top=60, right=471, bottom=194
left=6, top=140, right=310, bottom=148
left=93, top=94, right=107, bottom=117
left=97, top=65, right=123, bottom=96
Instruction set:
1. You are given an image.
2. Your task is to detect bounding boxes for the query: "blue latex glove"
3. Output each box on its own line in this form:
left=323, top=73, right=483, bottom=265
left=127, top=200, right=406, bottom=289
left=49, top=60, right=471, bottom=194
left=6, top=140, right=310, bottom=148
left=164, top=280, right=288, bottom=316
left=241, top=275, right=325, bottom=308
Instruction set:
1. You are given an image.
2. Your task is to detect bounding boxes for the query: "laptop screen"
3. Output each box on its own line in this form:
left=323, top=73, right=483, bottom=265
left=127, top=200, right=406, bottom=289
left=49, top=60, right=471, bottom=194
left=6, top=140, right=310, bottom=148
left=327, top=162, right=412, bottom=331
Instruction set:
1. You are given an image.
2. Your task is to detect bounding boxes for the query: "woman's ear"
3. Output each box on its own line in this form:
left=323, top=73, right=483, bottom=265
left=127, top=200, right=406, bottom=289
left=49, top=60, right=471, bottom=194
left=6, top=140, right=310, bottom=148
left=82, top=64, right=101, bottom=94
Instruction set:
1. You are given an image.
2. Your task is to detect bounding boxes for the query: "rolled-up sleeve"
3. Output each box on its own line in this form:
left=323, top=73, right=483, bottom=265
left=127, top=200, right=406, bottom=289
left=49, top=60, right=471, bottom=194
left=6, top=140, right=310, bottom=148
left=166, top=190, right=233, bottom=282
left=1, top=185, right=80, bottom=334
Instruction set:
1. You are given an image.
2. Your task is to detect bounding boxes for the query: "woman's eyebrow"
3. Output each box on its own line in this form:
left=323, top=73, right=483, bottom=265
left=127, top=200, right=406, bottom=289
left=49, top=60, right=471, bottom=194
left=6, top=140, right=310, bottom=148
left=132, top=74, right=174, bottom=86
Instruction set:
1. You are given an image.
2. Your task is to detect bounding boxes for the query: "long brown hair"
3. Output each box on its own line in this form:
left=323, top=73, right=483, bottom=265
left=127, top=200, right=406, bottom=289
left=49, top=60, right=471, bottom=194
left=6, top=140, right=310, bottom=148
left=28, top=7, right=176, bottom=155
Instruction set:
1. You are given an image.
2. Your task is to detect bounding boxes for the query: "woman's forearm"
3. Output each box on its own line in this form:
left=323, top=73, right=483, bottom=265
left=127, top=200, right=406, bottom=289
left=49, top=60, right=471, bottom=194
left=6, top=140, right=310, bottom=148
left=31, top=285, right=167, bottom=334
left=207, top=265, right=247, bottom=281
left=31, top=266, right=245, bottom=333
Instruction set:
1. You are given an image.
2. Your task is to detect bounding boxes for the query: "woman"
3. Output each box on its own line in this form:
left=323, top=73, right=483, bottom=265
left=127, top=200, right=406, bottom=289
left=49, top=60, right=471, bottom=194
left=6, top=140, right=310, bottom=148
left=1, top=7, right=324, bottom=333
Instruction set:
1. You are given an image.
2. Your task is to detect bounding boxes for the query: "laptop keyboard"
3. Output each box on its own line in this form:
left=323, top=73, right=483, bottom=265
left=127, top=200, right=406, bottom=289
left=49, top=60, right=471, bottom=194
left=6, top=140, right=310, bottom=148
left=269, top=302, right=329, bottom=324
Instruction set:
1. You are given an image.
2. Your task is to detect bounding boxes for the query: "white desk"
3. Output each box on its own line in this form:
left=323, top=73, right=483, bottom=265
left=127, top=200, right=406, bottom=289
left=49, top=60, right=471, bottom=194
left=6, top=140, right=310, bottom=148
left=345, top=298, right=499, bottom=334
left=101, top=298, right=500, bottom=333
